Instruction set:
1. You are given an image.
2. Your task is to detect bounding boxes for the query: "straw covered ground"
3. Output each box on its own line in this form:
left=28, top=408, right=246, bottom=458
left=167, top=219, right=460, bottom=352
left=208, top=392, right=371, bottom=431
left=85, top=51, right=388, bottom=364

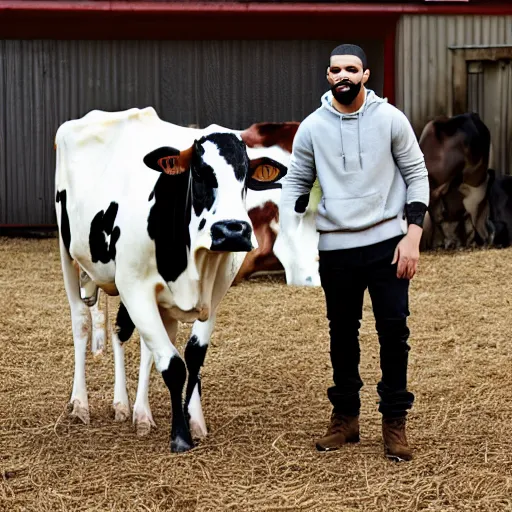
left=1, top=236, right=512, bottom=511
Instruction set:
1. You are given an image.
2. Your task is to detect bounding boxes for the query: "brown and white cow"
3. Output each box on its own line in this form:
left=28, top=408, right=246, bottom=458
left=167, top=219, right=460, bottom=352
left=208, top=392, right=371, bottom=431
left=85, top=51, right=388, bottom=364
left=419, top=112, right=492, bottom=250
left=234, top=121, right=320, bottom=286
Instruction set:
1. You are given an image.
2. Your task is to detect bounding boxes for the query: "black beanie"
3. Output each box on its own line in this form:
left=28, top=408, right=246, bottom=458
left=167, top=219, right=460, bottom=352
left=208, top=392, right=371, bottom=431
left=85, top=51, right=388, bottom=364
left=330, top=44, right=368, bottom=70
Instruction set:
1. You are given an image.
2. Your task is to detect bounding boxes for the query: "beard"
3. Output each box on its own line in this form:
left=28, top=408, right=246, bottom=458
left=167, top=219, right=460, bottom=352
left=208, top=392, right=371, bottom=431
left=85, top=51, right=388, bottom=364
left=331, top=80, right=362, bottom=105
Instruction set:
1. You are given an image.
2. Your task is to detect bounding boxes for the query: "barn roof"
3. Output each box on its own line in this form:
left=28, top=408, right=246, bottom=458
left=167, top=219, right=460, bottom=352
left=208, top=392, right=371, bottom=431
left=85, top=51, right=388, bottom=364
left=1, top=0, right=511, bottom=39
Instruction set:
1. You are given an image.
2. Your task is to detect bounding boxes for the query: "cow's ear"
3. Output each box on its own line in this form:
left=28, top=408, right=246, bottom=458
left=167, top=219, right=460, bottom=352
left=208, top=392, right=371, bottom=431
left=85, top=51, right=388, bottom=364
left=143, top=145, right=193, bottom=175
left=247, top=157, right=287, bottom=191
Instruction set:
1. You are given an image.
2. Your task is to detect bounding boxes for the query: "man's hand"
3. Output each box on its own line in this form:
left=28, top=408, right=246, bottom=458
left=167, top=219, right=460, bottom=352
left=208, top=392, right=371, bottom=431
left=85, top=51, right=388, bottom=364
left=391, top=225, right=423, bottom=279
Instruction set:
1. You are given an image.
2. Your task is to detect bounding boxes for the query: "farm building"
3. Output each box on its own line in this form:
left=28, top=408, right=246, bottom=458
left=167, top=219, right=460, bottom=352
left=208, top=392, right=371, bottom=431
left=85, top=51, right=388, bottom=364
left=0, top=0, right=511, bottom=226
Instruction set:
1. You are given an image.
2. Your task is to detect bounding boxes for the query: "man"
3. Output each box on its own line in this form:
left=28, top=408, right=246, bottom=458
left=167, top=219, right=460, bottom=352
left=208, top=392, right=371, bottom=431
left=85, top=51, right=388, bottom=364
left=280, top=44, right=429, bottom=461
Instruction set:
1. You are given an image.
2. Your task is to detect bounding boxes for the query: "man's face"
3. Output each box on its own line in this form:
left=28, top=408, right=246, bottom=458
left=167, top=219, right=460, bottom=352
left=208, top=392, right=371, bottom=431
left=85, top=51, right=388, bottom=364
left=327, top=55, right=369, bottom=105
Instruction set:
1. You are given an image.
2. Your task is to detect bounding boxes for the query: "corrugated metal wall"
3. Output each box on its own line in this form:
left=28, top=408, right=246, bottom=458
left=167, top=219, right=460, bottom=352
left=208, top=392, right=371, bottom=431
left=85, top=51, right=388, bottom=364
left=0, top=38, right=384, bottom=226
left=0, top=40, right=162, bottom=226
left=480, top=60, right=512, bottom=175
left=396, top=15, right=512, bottom=166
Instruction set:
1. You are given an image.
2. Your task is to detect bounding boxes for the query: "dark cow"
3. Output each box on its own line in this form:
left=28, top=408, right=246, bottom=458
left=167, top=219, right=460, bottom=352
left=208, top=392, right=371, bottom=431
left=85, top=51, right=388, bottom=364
left=419, top=112, right=492, bottom=249
left=487, top=168, right=512, bottom=247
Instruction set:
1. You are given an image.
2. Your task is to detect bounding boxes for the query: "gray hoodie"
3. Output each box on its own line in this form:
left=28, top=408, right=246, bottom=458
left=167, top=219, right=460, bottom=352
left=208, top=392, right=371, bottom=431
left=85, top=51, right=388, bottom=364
left=280, top=88, right=430, bottom=250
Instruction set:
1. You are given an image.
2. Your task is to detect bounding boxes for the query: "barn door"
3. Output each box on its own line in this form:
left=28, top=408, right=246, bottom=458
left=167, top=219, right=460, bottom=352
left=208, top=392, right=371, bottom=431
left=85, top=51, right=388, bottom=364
left=467, top=59, right=512, bottom=177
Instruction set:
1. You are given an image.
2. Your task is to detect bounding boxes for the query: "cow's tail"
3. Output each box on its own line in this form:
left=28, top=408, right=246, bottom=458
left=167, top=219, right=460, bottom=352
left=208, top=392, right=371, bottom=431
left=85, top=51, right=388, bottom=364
left=55, top=134, right=79, bottom=305
left=55, top=192, right=89, bottom=317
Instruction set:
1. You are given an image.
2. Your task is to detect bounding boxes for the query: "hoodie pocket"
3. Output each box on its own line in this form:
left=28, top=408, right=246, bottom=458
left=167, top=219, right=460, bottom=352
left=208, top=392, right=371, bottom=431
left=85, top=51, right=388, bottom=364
left=318, top=192, right=386, bottom=231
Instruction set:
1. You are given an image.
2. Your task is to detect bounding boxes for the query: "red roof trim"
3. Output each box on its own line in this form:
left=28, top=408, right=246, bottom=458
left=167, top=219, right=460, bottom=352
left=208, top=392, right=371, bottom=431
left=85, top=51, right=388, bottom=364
left=1, top=1, right=512, bottom=16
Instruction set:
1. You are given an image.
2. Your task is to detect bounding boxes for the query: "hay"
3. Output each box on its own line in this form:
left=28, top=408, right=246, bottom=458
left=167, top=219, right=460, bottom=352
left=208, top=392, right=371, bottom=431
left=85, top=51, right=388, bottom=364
left=1, top=237, right=512, bottom=511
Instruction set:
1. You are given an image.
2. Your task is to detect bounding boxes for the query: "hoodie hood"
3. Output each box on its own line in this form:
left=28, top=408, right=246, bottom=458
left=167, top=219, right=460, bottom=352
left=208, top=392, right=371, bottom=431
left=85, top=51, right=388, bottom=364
left=320, top=88, right=388, bottom=169
left=320, top=87, right=387, bottom=115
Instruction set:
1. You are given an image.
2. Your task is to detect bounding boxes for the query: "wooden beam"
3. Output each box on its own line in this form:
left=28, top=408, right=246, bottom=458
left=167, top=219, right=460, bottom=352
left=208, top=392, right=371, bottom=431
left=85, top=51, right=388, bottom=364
left=450, top=46, right=512, bottom=115
left=464, top=47, right=512, bottom=62
left=452, top=51, right=468, bottom=115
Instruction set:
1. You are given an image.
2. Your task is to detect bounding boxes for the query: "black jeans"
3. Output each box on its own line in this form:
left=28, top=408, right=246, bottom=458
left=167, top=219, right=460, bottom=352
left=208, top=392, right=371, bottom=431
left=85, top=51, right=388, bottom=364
left=319, top=235, right=414, bottom=418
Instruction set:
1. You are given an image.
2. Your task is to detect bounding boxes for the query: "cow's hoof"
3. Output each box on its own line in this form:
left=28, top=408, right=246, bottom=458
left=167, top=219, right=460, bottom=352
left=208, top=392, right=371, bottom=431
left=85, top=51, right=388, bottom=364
left=70, top=400, right=90, bottom=425
left=113, top=402, right=130, bottom=422
left=133, top=409, right=155, bottom=437
left=92, top=348, right=104, bottom=358
left=189, top=419, right=208, bottom=440
left=135, top=419, right=152, bottom=437
left=171, top=436, right=194, bottom=453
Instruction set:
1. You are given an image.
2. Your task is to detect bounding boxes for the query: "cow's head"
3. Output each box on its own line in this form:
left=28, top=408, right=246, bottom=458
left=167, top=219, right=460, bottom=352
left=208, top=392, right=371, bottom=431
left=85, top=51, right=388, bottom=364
left=239, top=121, right=321, bottom=287
left=143, top=132, right=288, bottom=254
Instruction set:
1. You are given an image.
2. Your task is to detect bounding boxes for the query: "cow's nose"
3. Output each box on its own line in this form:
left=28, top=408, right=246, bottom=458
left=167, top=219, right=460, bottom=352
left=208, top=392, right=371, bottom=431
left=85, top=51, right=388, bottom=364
left=210, top=220, right=253, bottom=252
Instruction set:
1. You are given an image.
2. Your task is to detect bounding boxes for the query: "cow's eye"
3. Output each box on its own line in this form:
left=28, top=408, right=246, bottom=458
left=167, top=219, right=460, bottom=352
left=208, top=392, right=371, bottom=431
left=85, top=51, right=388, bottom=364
left=253, top=164, right=279, bottom=182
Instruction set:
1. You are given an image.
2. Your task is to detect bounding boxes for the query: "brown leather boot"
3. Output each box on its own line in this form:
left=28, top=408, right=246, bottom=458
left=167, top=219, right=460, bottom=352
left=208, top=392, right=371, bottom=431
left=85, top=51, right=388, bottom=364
left=382, top=416, right=413, bottom=461
left=315, top=413, right=360, bottom=451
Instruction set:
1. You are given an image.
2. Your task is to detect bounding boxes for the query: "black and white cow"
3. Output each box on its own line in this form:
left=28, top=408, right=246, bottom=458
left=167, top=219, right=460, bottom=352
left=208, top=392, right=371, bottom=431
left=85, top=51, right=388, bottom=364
left=70, top=115, right=321, bottom=446
left=55, top=107, right=287, bottom=452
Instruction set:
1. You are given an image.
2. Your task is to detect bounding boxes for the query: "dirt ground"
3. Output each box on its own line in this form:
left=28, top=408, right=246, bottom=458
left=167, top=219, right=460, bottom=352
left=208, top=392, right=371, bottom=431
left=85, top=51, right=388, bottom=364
left=1, top=236, right=512, bottom=511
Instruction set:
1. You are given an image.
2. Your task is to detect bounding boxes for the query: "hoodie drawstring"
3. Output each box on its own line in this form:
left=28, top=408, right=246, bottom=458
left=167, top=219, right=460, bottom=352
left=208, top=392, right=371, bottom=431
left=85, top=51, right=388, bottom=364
left=339, top=116, right=345, bottom=170
left=321, top=89, right=389, bottom=172
left=340, top=112, right=363, bottom=170
left=324, top=89, right=380, bottom=172
left=358, top=112, right=363, bottom=169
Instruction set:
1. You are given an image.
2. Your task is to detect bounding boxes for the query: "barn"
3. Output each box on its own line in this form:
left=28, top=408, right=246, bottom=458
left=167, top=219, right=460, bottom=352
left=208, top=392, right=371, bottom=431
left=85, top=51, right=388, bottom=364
left=4, top=3, right=512, bottom=509
left=0, top=0, right=511, bottom=227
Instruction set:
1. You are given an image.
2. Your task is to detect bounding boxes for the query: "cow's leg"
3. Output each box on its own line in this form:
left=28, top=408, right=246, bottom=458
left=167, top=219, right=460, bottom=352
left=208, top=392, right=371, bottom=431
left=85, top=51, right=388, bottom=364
left=59, top=242, right=91, bottom=424
left=233, top=251, right=258, bottom=284
left=476, top=199, right=492, bottom=246
left=184, top=314, right=216, bottom=440
left=433, top=224, right=446, bottom=249
left=419, top=211, right=434, bottom=251
left=234, top=224, right=270, bottom=284
left=90, top=290, right=106, bottom=357
left=111, top=328, right=130, bottom=423
left=119, top=291, right=192, bottom=452
left=441, top=221, right=462, bottom=249
left=461, top=182, right=490, bottom=245
left=132, top=308, right=176, bottom=437
left=428, top=199, right=448, bottom=249
left=111, top=302, right=135, bottom=422
left=183, top=254, right=243, bottom=440
left=132, top=338, right=155, bottom=436
left=463, top=212, right=475, bottom=246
